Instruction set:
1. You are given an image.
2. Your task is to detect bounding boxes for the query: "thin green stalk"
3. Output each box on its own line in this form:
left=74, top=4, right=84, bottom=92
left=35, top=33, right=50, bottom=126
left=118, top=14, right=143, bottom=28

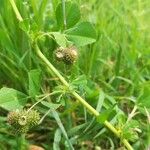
left=16, top=134, right=26, bottom=150
left=9, top=0, right=23, bottom=21
left=34, top=44, right=69, bottom=87
left=35, top=44, right=133, bottom=150
left=9, top=1, right=134, bottom=150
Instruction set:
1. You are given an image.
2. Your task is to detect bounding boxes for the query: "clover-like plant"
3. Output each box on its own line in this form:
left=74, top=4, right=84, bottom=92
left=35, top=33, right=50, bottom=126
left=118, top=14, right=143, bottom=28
left=1, top=0, right=136, bottom=149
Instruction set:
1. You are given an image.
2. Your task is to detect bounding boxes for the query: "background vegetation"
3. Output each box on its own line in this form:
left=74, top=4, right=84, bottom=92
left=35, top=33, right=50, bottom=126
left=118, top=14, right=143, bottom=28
left=0, top=0, right=150, bottom=149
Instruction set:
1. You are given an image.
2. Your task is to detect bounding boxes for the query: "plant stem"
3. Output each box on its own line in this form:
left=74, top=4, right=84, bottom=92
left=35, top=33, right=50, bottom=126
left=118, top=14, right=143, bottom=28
left=34, top=44, right=133, bottom=150
left=35, top=44, right=69, bottom=87
left=16, top=134, right=26, bottom=150
left=9, top=0, right=23, bottom=21
left=9, top=0, right=133, bottom=150
left=27, top=91, right=60, bottom=113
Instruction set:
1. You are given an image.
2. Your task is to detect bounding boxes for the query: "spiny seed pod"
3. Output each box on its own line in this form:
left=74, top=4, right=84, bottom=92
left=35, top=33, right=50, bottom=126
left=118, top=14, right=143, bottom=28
left=8, top=110, right=28, bottom=126
left=27, top=110, right=40, bottom=127
left=7, top=111, right=20, bottom=125
left=17, top=125, right=29, bottom=134
left=55, top=46, right=78, bottom=64
left=7, top=109, right=40, bottom=134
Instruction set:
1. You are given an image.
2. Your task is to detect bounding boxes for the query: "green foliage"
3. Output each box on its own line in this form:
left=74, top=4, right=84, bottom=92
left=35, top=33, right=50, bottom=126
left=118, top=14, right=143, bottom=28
left=137, top=82, right=150, bottom=108
left=65, top=22, right=97, bottom=46
left=28, top=69, right=41, bottom=97
left=56, top=1, right=80, bottom=29
left=0, top=87, right=27, bottom=111
left=96, top=107, right=116, bottom=124
left=41, top=101, right=61, bottom=110
left=19, top=19, right=30, bottom=33
left=122, top=120, right=139, bottom=142
left=52, top=32, right=67, bottom=47
left=0, top=0, right=150, bottom=149
left=117, top=114, right=140, bottom=143
left=53, top=128, right=61, bottom=150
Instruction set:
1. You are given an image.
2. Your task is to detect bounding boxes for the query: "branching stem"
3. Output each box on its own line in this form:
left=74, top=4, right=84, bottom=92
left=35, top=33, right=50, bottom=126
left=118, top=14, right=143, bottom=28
left=9, top=1, right=134, bottom=150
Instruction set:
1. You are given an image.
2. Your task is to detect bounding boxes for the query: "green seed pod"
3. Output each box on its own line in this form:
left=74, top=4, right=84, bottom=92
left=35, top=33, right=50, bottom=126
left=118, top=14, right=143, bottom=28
left=17, top=125, right=29, bottom=134
left=7, top=111, right=20, bottom=125
left=7, top=109, right=40, bottom=134
left=27, top=110, right=40, bottom=127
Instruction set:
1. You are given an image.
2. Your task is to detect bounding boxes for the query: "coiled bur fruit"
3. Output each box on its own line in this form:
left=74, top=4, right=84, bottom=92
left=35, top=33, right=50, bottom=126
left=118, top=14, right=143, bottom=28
left=7, top=109, right=40, bottom=134
left=55, top=46, right=78, bottom=64
left=27, top=110, right=40, bottom=127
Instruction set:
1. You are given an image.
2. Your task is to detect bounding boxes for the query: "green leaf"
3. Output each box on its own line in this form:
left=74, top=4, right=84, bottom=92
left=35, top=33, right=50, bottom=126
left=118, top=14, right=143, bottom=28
left=65, top=22, right=97, bottom=46
left=51, top=110, right=74, bottom=150
left=96, top=90, right=105, bottom=112
left=137, top=82, right=150, bottom=108
left=0, top=29, right=13, bottom=50
left=56, top=1, right=80, bottom=29
left=122, top=120, right=139, bottom=142
left=28, top=69, right=41, bottom=97
left=52, top=32, right=67, bottom=47
left=96, top=108, right=116, bottom=124
left=53, top=128, right=61, bottom=150
left=0, top=87, right=27, bottom=111
left=68, top=123, right=88, bottom=136
left=41, top=101, right=61, bottom=110
left=19, top=19, right=30, bottom=33
left=71, top=75, right=87, bottom=90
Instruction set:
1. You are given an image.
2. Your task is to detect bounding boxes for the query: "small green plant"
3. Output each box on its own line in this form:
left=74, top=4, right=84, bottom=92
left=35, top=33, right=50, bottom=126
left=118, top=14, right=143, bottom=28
left=0, top=0, right=149, bottom=149
left=7, top=0, right=133, bottom=149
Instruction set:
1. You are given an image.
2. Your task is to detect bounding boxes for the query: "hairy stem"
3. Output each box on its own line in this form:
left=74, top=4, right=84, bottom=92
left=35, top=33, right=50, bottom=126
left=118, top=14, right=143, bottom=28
left=9, top=0, right=133, bottom=150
